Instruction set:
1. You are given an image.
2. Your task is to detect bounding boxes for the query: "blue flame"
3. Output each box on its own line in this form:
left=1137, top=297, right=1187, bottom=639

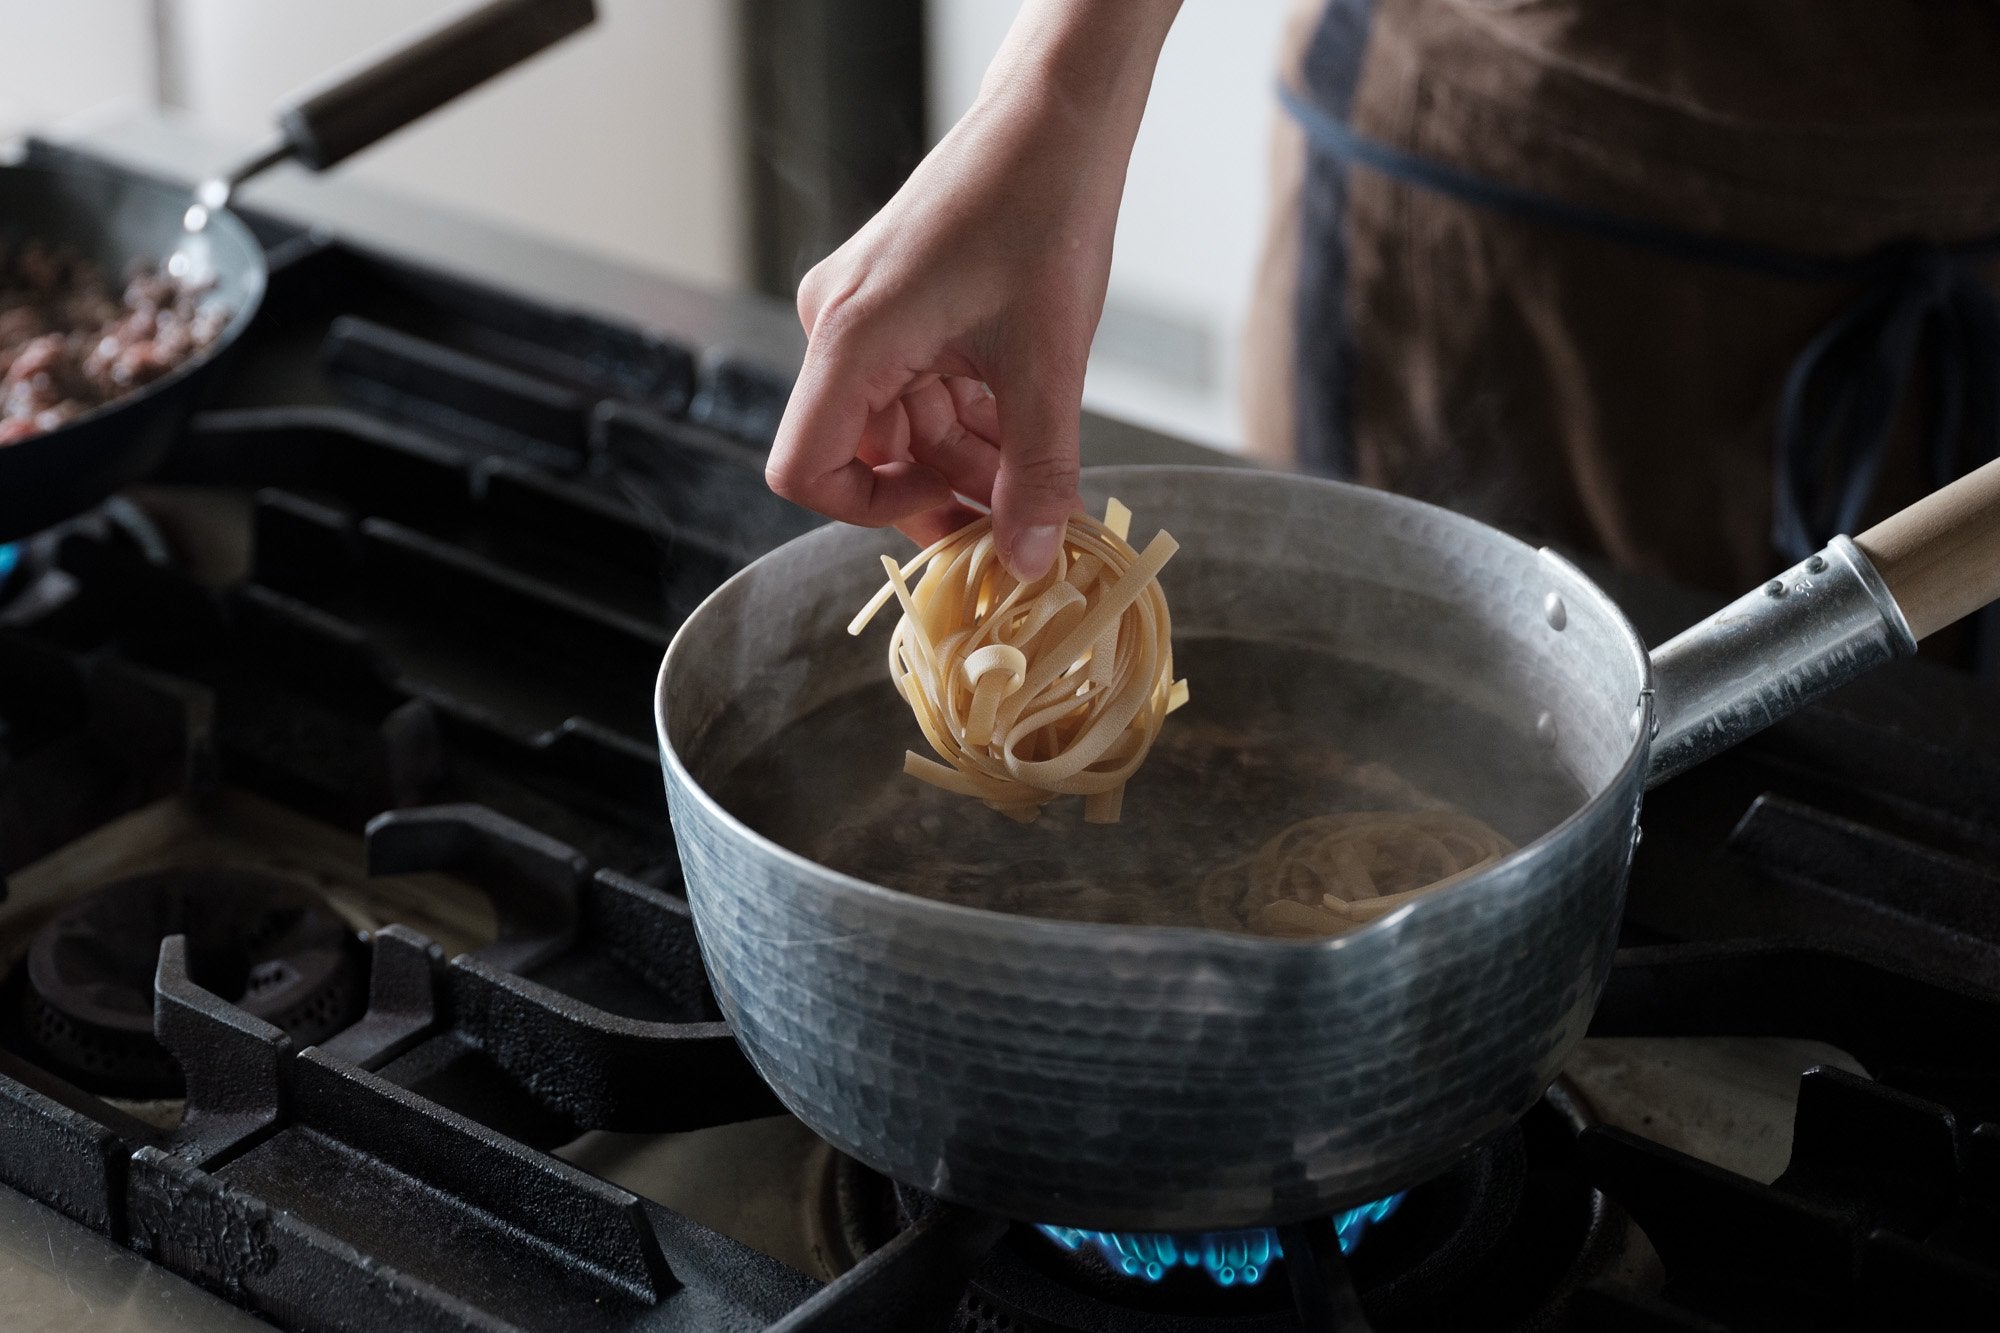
left=1035, top=1193, right=1405, bottom=1287
left=0, top=544, right=18, bottom=581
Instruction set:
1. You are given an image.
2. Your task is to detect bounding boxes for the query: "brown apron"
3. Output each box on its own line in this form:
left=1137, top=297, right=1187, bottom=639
left=1244, top=0, right=2000, bottom=659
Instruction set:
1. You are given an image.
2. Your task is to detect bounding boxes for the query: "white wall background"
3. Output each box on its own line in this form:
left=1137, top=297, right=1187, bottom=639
left=930, top=1, right=1294, bottom=452
left=0, top=0, right=156, bottom=140
left=0, top=0, right=747, bottom=290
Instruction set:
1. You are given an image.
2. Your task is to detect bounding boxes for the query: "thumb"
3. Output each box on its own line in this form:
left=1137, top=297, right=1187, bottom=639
left=989, top=360, right=1083, bottom=582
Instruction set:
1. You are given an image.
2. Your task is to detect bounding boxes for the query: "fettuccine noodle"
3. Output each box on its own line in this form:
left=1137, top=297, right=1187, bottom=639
left=1199, top=808, right=1514, bottom=938
left=848, top=499, right=1188, bottom=823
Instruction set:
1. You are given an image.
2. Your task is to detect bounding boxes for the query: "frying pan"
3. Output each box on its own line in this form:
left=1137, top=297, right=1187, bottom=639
left=0, top=0, right=595, bottom=543
left=656, top=457, right=2000, bottom=1231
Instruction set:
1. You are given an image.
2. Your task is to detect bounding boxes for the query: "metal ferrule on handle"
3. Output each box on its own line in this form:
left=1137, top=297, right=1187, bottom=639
left=1645, top=535, right=1915, bottom=787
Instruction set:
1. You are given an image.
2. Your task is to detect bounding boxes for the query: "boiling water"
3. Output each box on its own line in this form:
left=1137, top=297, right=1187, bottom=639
left=714, top=638, right=1589, bottom=930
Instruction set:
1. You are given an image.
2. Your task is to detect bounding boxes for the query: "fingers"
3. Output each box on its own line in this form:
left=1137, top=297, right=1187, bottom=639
left=945, top=374, right=1001, bottom=441
left=766, top=334, right=953, bottom=527
left=854, top=397, right=913, bottom=468
left=988, top=359, right=1083, bottom=581
left=840, top=376, right=1002, bottom=542
left=883, top=375, right=1000, bottom=547
left=770, top=277, right=1075, bottom=571
left=894, top=499, right=986, bottom=548
left=903, top=375, right=1001, bottom=504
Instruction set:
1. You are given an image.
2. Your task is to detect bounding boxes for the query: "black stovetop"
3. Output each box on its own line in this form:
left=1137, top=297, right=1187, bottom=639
left=2, top=133, right=1999, bottom=1332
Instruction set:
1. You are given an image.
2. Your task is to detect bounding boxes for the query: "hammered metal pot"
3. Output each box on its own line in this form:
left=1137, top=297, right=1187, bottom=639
left=657, top=464, right=1945, bottom=1230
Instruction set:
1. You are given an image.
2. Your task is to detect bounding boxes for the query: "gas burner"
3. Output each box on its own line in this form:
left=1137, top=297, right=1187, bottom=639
left=1036, top=1195, right=1406, bottom=1289
left=836, top=1084, right=1621, bottom=1331
left=11, top=867, right=365, bottom=1097
left=0, top=533, right=56, bottom=623
left=0, top=496, right=178, bottom=626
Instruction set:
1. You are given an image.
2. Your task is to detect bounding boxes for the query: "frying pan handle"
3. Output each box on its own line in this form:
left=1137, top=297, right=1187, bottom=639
left=1645, top=455, right=2000, bottom=787
left=275, top=0, right=597, bottom=172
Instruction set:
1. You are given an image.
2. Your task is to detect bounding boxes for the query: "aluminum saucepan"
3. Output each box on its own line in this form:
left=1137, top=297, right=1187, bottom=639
left=0, top=0, right=594, bottom=542
left=656, top=460, right=1999, bottom=1231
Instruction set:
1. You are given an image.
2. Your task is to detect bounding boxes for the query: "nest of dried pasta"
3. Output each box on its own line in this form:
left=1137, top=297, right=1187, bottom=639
left=1198, top=807, right=1514, bottom=937
left=848, top=499, right=1188, bottom=824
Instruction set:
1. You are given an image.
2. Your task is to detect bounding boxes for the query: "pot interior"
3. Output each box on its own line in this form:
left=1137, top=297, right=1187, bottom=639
left=665, top=467, right=1648, bottom=932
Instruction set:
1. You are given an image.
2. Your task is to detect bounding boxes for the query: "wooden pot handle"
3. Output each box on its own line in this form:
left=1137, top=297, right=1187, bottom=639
left=1855, top=455, right=2000, bottom=642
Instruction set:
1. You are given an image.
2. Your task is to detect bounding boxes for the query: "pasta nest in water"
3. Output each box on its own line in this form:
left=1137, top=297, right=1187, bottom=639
left=1199, top=809, right=1515, bottom=937
left=848, top=499, right=1189, bottom=824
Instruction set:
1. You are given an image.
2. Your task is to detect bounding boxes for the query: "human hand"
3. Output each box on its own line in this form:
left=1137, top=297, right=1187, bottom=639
left=765, top=0, right=1179, bottom=580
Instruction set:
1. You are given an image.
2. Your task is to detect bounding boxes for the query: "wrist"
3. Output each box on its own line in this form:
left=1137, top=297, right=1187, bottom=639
left=979, top=0, right=1181, bottom=128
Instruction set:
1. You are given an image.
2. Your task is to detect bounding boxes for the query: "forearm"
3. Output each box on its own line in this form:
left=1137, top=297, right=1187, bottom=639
left=981, top=0, right=1184, bottom=136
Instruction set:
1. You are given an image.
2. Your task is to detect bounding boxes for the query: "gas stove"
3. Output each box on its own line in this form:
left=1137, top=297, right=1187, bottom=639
left=3, top=123, right=1999, bottom=1332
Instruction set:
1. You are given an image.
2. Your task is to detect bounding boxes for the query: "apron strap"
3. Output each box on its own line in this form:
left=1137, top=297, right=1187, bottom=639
left=1277, top=82, right=1884, bottom=281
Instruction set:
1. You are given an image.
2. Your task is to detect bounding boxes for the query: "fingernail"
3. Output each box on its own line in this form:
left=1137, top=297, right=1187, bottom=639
left=1007, top=524, right=1063, bottom=581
